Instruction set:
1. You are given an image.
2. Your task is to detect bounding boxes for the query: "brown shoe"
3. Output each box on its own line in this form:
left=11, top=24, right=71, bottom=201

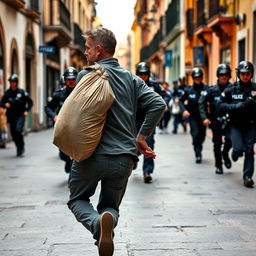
left=98, top=212, right=114, bottom=256
left=144, top=173, right=152, bottom=183
left=243, top=177, right=254, bottom=188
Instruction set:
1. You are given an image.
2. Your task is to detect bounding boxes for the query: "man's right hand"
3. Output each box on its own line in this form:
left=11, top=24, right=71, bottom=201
left=53, top=115, right=58, bottom=122
left=183, top=110, right=190, bottom=117
left=136, top=134, right=156, bottom=159
left=203, top=119, right=211, bottom=126
left=5, top=103, right=11, bottom=108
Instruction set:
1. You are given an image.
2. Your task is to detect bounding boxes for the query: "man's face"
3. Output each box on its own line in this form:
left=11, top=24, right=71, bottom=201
left=239, top=72, right=252, bottom=83
left=137, top=73, right=149, bottom=82
left=193, top=76, right=203, bottom=84
left=218, top=74, right=229, bottom=85
left=10, top=81, right=18, bottom=90
left=84, top=36, right=100, bottom=65
left=161, top=83, right=168, bottom=90
left=65, top=79, right=76, bottom=88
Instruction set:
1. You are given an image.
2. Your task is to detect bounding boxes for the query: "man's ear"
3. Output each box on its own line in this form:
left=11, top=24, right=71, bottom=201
left=96, top=45, right=103, bottom=57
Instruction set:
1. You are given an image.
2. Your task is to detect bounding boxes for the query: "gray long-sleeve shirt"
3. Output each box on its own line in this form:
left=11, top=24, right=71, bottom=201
left=76, top=58, right=166, bottom=159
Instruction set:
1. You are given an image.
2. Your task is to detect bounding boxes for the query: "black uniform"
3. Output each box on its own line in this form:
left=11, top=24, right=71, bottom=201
left=218, top=81, right=256, bottom=181
left=0, top=88, right=33, bottom=155
left=180, top=82, right=208, bottom=161
left=199, top=82, right=232, bottom=171
left=171, top=85, right=187, bottom=133
left=45, top=86, right=74, bottom=173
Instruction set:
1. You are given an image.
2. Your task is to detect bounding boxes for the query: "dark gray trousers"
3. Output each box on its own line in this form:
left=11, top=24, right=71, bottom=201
left=231, top=124, right=256, bottom=179
left=67, top=154, right=134, bottom=242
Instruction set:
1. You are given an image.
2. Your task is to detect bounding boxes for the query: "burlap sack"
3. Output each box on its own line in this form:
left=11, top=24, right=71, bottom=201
left=53, top=64, right=115, bottom=162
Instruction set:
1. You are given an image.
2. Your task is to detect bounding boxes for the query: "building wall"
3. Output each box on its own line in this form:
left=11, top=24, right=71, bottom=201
left=0, top=2, right=43, bottom=129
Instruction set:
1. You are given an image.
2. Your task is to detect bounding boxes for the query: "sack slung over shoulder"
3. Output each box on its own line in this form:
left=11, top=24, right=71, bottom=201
left=53, top=63, right=116, bottom=162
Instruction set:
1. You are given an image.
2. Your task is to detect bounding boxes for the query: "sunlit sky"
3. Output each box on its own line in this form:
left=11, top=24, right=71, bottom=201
left=95, top=0, right=136, bottom=44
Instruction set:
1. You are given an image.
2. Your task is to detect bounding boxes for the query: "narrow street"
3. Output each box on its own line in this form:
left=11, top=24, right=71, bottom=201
left=0, top=127, right=255, bottom=256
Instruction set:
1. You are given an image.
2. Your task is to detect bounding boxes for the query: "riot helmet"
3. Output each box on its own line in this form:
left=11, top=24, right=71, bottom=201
left=179, top=76, right=185, bottom=82
left=236, top=61, right=254, bottom=78
left=8, top=74, right=19, bottom=83
left=136, top=62, right=150, bottom=75
left=59, top=75, right=66, bottom=87
left=191, top=67, right=203, bottom=78
left=216, top=63, right=231, bottom=78
left=63, top=67, right=78, bottom=80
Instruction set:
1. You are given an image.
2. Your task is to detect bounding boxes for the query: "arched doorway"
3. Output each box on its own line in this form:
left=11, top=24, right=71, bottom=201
left=25, top=33, right=35, bottom=130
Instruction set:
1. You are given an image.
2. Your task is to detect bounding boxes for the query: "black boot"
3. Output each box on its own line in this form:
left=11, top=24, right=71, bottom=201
left=215, top=167, right=223, bottom=174
left=17, top=147, right=25, bottom=157
left=223, top=152, right=232, bottom=169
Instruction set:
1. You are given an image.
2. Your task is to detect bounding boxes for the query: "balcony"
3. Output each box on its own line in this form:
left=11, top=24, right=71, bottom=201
left=186, top=8, right=194, bottom=38
left=8, top=0, right=25, bottom=9
left=165, top=0, right=179, bottom=36
left=26, top=0, right=40, bottom=20
left=207, top=0, right=235, bottom=37
left=140, top=29, right=162, bottom=61
left=196, top=0, right=206, bottom=28
left=71, top=23, right=85, bottom=54
left=43, top=0, right=72, bottom=48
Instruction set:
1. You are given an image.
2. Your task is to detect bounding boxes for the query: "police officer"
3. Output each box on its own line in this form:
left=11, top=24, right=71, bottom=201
left=199, top=64, right=232, bottom=174
left=180, top=67, right=208, bottom=163
left=159, top=81, right=172, bottom=134
left=45, top=67, right=78, bottom=174
left=135, top=62, right=165, bottom=183
left=218, top=61, right=256, bottom=187
left=0, top=74, right=33, bottom=156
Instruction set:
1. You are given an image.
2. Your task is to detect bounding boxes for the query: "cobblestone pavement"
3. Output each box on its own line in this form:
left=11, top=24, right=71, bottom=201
left=0, top=127, right=255, bottom=256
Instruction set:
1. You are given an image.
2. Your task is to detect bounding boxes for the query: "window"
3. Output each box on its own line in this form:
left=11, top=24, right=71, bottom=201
left=220, top=48, right=231, bottom=65
left=238, top=38, right=245, bottom=62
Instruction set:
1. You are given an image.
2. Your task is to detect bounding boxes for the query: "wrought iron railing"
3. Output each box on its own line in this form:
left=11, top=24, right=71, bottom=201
left=30, top=0, right=39, bottom=11
left=59, top=0, right=71, bottom=31
left=140, top=29, right=162, bottom=61
left=165, top=0, right=179, bottom=35
left=73, top=23, right=85, bottom=50
left=186, top=8, right=194, bottom=37
left=196, top=0, right=206, bottom=27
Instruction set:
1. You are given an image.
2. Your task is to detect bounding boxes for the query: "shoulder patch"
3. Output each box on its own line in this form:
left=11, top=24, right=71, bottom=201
left=251, top=90, right=256, bottom=97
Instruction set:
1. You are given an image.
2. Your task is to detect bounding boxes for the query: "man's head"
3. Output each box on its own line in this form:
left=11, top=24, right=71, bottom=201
left=8, top=74, right=19, bottom=90
left=172, top=80, right=178, bottom=88
left=161, top=81, right=169, bottom=90
left=83, top=28, right=117, bottom=65
left=216, top=63, right=231, bottom=85
left=191, top=67, right=203, bottom=84
left=179, top=76, right=186, bottom=86
left=63, top=67, right=78, bottom=88
left=136, top=62, right=150, bottom=82
left=236, top=61, right=254, bottom=83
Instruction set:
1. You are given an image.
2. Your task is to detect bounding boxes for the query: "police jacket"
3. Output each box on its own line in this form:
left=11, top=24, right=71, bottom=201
left=0, top=88, right=33, bottom=120
left=44, top=87, right=73, bottom=120
left=172, top=85, right=186, bottom=100
left=198, top=81, right=232, bottom=120
left=217, top=81, right=256, bottom=126
left=180, top=82, right=208, bottom=119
